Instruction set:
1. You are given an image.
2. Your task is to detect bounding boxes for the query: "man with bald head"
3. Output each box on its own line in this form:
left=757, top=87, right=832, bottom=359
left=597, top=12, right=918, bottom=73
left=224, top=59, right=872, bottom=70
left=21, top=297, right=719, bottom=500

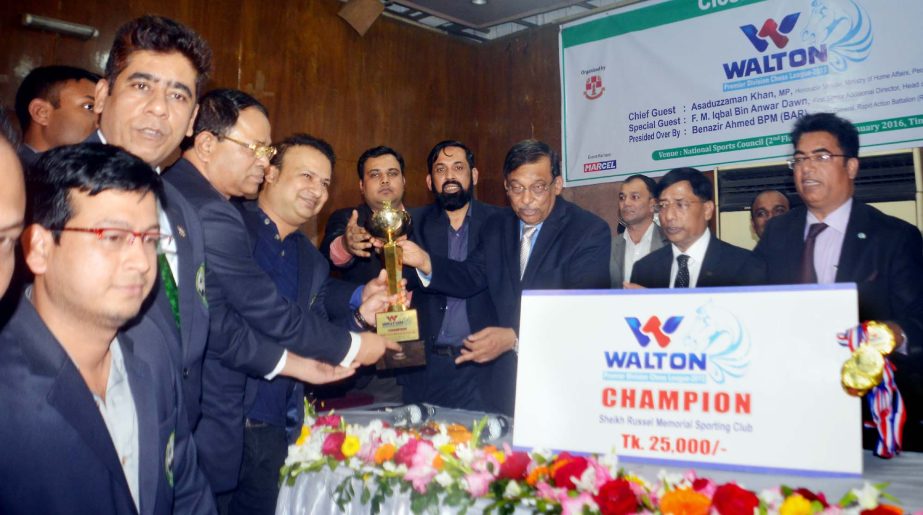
left=0, top=137, right=25, bottom=300
left=750, top=189, right=790, bottom=239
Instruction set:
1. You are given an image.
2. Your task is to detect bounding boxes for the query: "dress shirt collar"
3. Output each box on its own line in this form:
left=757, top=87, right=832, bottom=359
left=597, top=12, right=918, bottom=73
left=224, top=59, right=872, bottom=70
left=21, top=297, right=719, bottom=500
left=806, top=198, right=852, bottom=237
left=671, top=227, right=710, bottom=263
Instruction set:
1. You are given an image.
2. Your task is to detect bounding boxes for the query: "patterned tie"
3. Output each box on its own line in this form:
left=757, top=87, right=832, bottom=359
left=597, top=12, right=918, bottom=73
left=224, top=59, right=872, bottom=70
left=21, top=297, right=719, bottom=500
left=800, top=222, right=829, bottom=284
left=519, top=224, right=538, bottom=279
left=674, top=254, right=690, bottom=288
left=158, top=253, right=180, bottom=328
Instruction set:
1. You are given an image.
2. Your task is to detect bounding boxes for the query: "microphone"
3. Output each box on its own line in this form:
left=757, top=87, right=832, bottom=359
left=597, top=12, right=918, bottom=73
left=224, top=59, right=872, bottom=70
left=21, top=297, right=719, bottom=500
left=483, top=415, right=512, bottom=441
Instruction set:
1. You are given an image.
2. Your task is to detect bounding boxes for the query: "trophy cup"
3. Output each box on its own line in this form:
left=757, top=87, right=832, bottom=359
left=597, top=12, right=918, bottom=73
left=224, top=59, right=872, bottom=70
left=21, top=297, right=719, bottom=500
left=366, top=200, right=426, bottom=369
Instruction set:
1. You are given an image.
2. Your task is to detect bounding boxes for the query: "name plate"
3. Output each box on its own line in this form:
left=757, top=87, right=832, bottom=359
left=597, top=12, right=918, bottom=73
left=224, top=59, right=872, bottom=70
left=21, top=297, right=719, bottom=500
left=513, top=284, right=861, bottom=476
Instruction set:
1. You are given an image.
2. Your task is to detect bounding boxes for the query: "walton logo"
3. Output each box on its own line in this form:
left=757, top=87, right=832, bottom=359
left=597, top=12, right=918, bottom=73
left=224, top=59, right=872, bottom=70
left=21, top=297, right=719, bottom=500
left=624, top=316, right=683, bottom=348
left=584, top=74, right=604, bottom=100
left=740, top=13, right=800, bottom=52
left=386, top=315, right=399, bottom=323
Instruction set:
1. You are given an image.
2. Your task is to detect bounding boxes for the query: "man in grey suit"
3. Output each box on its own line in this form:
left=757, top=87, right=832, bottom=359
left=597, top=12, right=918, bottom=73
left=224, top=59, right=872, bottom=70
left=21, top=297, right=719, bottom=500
left=610, top=174, right=668, bottom=288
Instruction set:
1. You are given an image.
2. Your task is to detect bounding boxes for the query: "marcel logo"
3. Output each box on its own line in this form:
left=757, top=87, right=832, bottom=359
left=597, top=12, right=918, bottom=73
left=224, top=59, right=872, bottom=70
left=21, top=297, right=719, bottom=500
left=624, top=316, right=683, bottom=348
left=740, top=13, right=800, bottom=52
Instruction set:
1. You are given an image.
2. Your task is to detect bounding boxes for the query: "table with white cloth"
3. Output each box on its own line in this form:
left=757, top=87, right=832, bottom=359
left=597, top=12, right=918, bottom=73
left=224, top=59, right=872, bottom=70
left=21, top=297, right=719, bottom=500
left=275, top=405, right=923, bottom=514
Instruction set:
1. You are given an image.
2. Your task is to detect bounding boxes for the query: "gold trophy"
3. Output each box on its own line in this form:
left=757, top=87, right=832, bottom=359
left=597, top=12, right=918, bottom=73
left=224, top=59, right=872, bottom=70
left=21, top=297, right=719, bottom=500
left=366, top=200, right=426, bottom=369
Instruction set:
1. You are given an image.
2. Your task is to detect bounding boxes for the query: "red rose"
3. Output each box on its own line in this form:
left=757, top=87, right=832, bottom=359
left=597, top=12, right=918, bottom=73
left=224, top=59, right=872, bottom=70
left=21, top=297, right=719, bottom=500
left=692, top=478, right=711, bottom=492
left=594, top=479, right=638, bottom=515
left=861, top=506, right=903, bottom=515
left=394, top=439, right=422, bottom=467
left=321, top=432, right=346, bottom=460
left=551, top=453, right=589, bottom=489
left=315, top=414, right=342, bottom=428
left=498, top=452, right=532, bottom=480
left=712, top=483, right=759, bottom=515
left=793, top=488, right=829, bottom=508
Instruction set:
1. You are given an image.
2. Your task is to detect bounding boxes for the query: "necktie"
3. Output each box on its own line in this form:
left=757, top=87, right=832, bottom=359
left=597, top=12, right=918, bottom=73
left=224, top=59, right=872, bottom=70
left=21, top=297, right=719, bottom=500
left=674, top=254, right=690, bottom=288
left=519, top=224, right=538, bottom=279
left=158, top=253, right=180, bottom=328
left=800, top=222, right=828, bottom=283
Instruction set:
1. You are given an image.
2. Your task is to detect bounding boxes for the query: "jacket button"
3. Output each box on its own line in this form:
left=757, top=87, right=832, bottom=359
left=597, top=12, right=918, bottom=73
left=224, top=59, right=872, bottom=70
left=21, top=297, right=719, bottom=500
left=182, top=368, right=190, bottom=378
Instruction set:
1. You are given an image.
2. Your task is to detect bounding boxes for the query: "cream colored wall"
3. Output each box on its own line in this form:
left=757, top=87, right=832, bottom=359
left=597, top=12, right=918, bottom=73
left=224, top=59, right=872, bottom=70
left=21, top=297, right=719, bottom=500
left=718, top=200, right=920, bottom=250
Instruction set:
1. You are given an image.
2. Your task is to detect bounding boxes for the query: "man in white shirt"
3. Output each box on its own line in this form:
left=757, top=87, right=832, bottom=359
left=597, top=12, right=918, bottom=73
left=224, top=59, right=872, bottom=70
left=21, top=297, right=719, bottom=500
left=630, top=167, right=765, bottom=288
left=610, top=174, right=668, bottom=287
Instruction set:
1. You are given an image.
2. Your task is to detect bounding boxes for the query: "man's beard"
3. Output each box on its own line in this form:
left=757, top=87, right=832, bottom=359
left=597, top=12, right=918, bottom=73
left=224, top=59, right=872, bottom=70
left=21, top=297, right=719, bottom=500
left=434, top=180, right=473, bottom=211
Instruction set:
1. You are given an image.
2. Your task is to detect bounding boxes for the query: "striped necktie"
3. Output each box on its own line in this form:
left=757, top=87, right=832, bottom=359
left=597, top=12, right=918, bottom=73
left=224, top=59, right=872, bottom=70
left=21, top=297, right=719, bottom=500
left=519, top=224, right=538, bottom=279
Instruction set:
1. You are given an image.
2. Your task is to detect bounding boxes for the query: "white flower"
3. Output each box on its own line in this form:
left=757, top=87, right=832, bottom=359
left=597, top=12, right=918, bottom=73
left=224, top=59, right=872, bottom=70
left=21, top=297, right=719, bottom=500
left=758, top=488, right=784, bottom=508
left=851, top=483, right=880, bottom=510
left=431, top=432, right=451, bottom=449
left=504, top=480, right=522, bottom=498
left=598, top=453, right=619, bottom=477
left=455, top=444, right=476, bottom=465
left=434, top=471, right=454, bottom=488
left=531, top=448, right=553, bottom=462
left=572, top=466, right=598, bottom=494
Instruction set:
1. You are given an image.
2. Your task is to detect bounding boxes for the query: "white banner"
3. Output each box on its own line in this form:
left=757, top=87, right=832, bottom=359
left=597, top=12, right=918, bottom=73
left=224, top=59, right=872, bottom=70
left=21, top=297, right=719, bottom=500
left=560, top=0, right=923, bottom=186
left=513, top=285, right=862, bottom=476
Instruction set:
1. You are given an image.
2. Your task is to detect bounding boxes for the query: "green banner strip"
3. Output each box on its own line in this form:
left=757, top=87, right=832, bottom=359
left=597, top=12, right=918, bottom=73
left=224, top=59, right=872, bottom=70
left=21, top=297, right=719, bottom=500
left=561, top=0, right=765, bottom=49
left=652, top=115, right=923, bottom=161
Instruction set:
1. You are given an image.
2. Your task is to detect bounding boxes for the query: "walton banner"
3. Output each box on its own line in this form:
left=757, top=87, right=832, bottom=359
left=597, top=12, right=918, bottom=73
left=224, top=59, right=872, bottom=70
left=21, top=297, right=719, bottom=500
left=513, top=285, right=862, bottom=476
left=560, top=0, right=923, bottom=186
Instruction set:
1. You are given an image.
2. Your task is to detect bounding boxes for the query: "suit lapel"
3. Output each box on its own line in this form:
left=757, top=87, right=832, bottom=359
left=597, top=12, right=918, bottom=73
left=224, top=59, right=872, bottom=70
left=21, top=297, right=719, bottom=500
left=161, top=182, right=194, bottom=355
left=502, top=211, right=523, bottom=292
left=698, top=237, right=722, bottom=286
left=836, top=201, right=871, bottom=282
left=121, top=334, right=158, bottom=515
left=522, top=200, right=567, bottom=285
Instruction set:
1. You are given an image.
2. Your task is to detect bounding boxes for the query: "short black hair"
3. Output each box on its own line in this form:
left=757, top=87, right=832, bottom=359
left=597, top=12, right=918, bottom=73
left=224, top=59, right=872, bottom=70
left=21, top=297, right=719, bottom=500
left=655, top=167, right=713, bottom=202
left=185, top=88, right=268, bottom=149
left=749, top=189, right=790, bottom=221
left=622, top=174, right=656, bottom=197
left=271, top=133, right=336, bottom=170
left=15, top=65, right=100, bottom=132
left=502, top=139, right=561, bottom=180
left=29, top=143, right=163, bottom=240
left=427, top=140, right=474, bottom=174
left=105, top=15, right=212, bottom=98
left=357, top=146, right=404, bottom=180
left=0, top=105, right=20, bottom=148
left=791, top=112, right=859, bottom=158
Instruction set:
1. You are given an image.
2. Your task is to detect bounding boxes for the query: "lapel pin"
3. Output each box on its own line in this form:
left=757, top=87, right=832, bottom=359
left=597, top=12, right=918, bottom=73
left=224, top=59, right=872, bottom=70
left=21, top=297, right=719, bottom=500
left=177, top=225, right=187, bottom=238
left=857, top=232, right=866, bottom=239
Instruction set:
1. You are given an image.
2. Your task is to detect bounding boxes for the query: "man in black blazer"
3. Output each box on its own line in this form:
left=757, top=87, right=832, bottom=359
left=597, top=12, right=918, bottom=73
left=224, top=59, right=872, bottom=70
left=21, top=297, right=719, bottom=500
left=754, top=112, right=923, bottom=451
left=166, top=89, right=395, bottom=494
left=86, top=15, right=214, bottom=430
left=630, top=167, right=766, bottom=288
left=399, top=139, right=611, bottom=414
left=0, top=144, right=213, bottom=514
left=402, top=140, right=502, bottom=411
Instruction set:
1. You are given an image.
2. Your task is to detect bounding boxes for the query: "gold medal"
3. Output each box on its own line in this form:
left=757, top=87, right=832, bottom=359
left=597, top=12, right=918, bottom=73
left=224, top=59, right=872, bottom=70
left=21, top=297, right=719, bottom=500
left=841, top=345, right=885, bottom=396
left=864, top=321, right=897, bottom=356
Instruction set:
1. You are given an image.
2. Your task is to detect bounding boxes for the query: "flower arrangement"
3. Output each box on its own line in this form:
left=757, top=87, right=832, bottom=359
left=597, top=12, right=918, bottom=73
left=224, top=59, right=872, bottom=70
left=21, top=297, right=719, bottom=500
left=280, top=405, right=904, bottom=515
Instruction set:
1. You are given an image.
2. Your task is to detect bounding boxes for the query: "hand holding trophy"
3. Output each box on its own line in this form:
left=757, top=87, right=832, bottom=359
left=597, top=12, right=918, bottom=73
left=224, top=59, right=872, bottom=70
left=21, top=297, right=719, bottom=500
left=365, top=200, right=426, bottom=369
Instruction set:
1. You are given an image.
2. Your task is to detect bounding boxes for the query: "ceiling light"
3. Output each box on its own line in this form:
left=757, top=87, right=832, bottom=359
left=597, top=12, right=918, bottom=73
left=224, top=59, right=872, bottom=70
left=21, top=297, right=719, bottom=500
left=471, top=0, right=487, bottom=5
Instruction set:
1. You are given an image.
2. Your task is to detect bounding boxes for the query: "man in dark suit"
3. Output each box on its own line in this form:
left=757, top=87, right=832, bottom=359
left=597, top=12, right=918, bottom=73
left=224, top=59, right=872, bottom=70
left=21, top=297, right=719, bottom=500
left=224, top=134, right=393, bottom=514
left=86, top=15, right=214, bottom=430
left=754, top=112, right=923, bottom=451
left=610, top=174, right=669, bottom=288
left=399, top=139, right=611, bottom=414
left=750, top=189, right=790, bottom=239
left=165, top=89, right=395, bottom=495
left=14, top=65, right=100, bottom=170
left=630, top=168, right=766, bottom=288
left=0, top=144, right=214, bottom=514
left=402, top=140, right=502, bottom=411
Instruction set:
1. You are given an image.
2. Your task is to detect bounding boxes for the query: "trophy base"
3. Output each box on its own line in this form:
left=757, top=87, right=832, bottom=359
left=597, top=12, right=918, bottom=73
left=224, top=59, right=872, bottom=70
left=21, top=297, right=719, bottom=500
left=376, top=340, right=426, bottom=370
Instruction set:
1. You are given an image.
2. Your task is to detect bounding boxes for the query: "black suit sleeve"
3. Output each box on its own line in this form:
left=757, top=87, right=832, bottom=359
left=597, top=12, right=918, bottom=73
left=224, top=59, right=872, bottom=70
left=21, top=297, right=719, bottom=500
left=887, top=223, right=923, bottom=356
left=198, top=200, right=351, bottom=373
left=564, top=215, right=611, bottom=289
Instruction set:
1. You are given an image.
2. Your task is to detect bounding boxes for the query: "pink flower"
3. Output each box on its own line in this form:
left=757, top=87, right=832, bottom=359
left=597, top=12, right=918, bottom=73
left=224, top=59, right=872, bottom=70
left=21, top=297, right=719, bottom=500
left=394, top=439, right=422, bottom=467
left=315, top=414, right=342, bottom=428
left=403, top=441, right=438, bottom=493
left=561, top=492, right=598, bottom=515
left=464, top=471, right=493, bottom=497
left=321, top=432, right=346, bottom=460
left=536, top=481, right=569, bottom=503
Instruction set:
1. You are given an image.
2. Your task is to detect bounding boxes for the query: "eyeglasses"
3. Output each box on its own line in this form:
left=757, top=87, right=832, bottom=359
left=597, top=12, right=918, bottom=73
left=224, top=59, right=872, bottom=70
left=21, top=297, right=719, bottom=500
left=507, top=182, right=551, bottom=197
left=56, top=227, right=172, bottom=252
left=786, top=153, right=848, bottom=170
left=655, top=199, right=702, bottom=214
left=217, top=134, right=277, bottom=160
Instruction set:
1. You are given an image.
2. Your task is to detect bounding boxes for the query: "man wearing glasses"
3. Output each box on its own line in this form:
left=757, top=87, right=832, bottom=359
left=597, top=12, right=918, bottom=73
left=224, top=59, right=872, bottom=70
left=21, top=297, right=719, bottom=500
left=165, top=89, right=397, bottom=496
left=754, top=112, right=923, bottom=451
left=0, top=144, right=214, bottom=514
left=398, top=139, right=610, bottom=414
left=0, top=135, right=24, bottom=302
left=629, top=167, right=765, bottom=289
